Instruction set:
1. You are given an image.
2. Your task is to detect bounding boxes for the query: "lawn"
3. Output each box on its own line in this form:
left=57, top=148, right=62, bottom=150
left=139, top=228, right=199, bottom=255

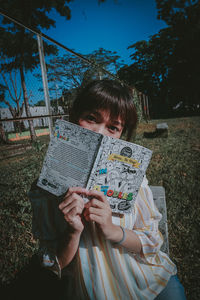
left=0, top=116, right=199, bottom=299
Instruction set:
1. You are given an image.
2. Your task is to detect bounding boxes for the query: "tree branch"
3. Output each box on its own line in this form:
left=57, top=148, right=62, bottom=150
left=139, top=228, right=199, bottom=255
left=2, top=98, right=16, bottom=117
left=0, top=72, right=16, bottom=103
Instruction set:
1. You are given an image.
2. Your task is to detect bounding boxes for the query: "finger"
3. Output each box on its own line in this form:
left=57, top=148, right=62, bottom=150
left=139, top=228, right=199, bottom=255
left=84, top=198, right=105, bottom=209
left=84, top=206, right=103, bottom=218
left=65, top=212, right=82, bottom=226
left=88, top=190, right=108, bottom=203
left=85, top=213, right=103, bottom=224
left=59, top=192, right=84, bottom=210
left=66, top=187, right=89, bottom=197
left=66, top=206, right=83, bottom=219
left=62, top=200, right=84, bottom=215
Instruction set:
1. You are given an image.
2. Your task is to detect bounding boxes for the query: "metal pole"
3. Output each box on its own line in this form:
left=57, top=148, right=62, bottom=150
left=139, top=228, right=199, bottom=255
left=37, top=34, right=53, bottom=136
left=146, top=95, right=150, bottom=119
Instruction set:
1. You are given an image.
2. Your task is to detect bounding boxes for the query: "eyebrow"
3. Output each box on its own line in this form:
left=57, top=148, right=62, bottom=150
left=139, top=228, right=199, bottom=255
left=92, top=111, right=123, bottom=127
left=112, top=120, right=123, bottom=127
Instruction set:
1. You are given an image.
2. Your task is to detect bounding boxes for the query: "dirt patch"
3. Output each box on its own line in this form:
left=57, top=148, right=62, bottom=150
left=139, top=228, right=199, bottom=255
left=0, top=143, right=32, bottom=160
left=136, top=122, right=156, bottom=134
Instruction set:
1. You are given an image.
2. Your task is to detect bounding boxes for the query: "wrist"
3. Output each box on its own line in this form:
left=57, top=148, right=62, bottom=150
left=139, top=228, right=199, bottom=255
left=114, top=226, right=126, bottom=244
left=106, top=224, right=125, bottom=243
left=68, top=228, right=83, bottom=239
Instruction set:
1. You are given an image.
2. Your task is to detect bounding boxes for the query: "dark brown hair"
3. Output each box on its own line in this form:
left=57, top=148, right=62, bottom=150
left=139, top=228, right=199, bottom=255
left=69, top=79, right=138, bottom=141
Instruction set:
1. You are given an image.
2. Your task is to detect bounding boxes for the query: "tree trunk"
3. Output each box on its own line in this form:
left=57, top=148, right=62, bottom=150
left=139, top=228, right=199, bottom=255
left=0, top=121, right=7, bottom=143
left=19, top=64, right=36, bottom=141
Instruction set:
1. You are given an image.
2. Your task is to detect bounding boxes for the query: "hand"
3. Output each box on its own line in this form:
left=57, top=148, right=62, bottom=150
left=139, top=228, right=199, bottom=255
left=83, top=190, right=115, bottom=239
left=59, top=187, right=88, bottom=234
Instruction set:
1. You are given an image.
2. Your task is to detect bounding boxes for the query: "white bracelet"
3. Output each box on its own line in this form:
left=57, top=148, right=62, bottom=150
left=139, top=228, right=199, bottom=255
left=115, top=226, right=126, bottom=244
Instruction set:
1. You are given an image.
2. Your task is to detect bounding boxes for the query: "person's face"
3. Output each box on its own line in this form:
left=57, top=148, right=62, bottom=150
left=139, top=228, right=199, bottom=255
left=78, top=109, right=123, bottom=139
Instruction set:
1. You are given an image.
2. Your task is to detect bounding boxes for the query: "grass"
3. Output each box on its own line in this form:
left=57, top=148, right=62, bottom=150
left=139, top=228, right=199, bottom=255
left=0, top=116, right=199, bottom=299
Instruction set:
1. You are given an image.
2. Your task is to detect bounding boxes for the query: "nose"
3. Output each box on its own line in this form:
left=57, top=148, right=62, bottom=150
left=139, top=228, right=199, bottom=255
left=93, top=124, right=106, bottom=135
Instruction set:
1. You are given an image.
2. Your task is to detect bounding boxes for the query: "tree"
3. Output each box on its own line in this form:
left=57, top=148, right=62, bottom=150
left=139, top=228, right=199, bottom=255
left=0, top=0, right=73, bottom=140
left=0, top=66, right=25, bottom=132
left=47, top=47, right=124, bottom=88
left=42, top=47, right=124, bottom=111
left=156, top=0, right=199, bottom=26
left=0, top=83, right=7, bottom=142
left=86, top=48, right=124, bottom=78
left=46, top=53, right=89, bottom=91
left=118, top=27, right=176, bottom=117
left=156, top=0, right=200, bottom=107
left=119, top=0, right=200, bottom=118
left=0, top=1, right=120, bottom=139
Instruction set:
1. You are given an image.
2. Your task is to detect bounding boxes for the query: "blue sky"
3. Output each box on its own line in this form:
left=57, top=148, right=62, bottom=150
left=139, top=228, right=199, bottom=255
left=44, top=0, right=166, bottom=65
left=0, top=0, right=167, bottom=108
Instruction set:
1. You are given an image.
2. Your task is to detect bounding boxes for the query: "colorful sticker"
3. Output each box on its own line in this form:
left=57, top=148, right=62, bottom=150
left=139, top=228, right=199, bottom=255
left=108, top=153, right=140, bottom=168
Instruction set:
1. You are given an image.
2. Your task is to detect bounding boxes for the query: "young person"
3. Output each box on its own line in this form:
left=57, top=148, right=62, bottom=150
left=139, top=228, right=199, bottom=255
left=29, top=79, right=186, bottom=299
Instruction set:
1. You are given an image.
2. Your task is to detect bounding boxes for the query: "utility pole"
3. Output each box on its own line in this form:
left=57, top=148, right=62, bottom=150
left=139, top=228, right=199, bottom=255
left=37, top=34, right=53, bottom=136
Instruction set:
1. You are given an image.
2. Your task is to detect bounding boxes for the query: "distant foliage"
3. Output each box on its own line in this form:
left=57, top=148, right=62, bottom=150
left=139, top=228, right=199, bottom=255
left=118, top=0, right=200, bottom=119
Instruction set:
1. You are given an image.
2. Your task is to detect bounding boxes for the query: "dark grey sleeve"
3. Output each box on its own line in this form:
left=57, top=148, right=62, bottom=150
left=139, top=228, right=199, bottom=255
left=28, top=180, right=68, bottom=249
left=28, top=180, right=71, bottom=278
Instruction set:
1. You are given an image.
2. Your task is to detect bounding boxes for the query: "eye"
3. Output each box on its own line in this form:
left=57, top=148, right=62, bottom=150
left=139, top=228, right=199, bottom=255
left=85, top=114, right=97, bottom=122
left=109, top=125, right=120, bottom=132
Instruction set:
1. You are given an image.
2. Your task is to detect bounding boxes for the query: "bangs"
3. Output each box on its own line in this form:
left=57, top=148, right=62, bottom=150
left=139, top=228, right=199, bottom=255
left=69, top=80, right=138, bottom=140
left=82, top=93, right=128, bottom=126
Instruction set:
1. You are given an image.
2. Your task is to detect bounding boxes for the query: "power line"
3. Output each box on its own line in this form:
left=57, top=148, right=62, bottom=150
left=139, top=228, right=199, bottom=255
left=0, top=10, right=120, bottom=82
left=0, top=9, right=143, bottom=115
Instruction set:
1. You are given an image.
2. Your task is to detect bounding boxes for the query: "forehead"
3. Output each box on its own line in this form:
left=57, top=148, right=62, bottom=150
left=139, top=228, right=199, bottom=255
left=90, top=109, right=123, bottom=124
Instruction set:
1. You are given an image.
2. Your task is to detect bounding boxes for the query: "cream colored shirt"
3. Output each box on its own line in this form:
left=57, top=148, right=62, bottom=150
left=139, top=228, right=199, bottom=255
left=73, top=177, right=177, bottom=300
